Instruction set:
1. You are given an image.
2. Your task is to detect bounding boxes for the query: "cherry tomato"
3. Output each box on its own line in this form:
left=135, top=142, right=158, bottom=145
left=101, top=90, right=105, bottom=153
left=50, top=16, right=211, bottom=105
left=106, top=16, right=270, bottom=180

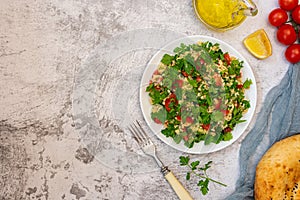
left=277, top=24, right=297, bottom=45
left=278, top=0, right=298, bottom=11
left=268, top=8, right=288, bottom=27
left=292, top=5, right=300, bottom=24
left=285, top=44, right=300, bottom=63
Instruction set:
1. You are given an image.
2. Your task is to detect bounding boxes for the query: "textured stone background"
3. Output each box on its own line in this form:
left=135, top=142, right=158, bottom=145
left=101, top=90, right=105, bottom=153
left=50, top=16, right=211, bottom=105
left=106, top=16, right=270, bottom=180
left=0, top=0, right=289, bottom=199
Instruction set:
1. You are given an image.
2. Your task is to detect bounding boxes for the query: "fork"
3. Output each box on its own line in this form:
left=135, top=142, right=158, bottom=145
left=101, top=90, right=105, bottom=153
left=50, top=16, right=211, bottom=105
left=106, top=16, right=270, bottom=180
left=128, top=120, right=193, bottom=200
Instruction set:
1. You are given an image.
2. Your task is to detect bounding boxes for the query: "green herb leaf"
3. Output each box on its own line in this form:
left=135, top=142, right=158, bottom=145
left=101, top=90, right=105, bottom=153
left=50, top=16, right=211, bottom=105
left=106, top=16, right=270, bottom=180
left=161, top=54, right=174, bottom=65
left=211, top=111, right=224, bottom=122
left=198, top=179, right=209, bottom=195
left=190, top=161, right=200, bottom=170
left=223, top=132, right=233, bottom=141
left=186, top=172, right=191, bottom=180
left=243, top=79, right=252, bottom=89
left=179, top=156, right=190, bottom=166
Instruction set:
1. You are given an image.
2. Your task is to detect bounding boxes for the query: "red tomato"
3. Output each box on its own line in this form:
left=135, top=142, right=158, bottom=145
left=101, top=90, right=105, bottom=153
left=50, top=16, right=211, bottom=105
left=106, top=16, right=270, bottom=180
left=153, top=118, right=162, bottom=124
left=292, top=5, right=300, bottom=24
left=224, top=127, right=232, bottom=133
left=169, top=93, right=176, bottom=99
left=268, top=8, right=288, bottom=27
left=164, top=94, right=178, bottom=112
left=213, top=73, right=223, bottom=87
left=164, top=98, right=171, bottom=111
left=278, top=0, right=298, bottom=11
left=285, top=44, right=300, bottom=63
left=183, top=135, right=189, bottom=141
left=153, top=69, right=160, bottom=75
left=186, top=116, right=194, bottom=124
left=202, top=124, right=210, bottom=130
left=214, top=98, right=222, bottom=110
left=221, top=110, right=229, bottom=116
left=181, top=71, right=188, bottom=77
left=176, top=115, right=181, bottom=121
left=236, top=84, right=243, bottom=89
left=172, top=79, right=183, bottom=89
left=277, top=24, right=297, bottom=45
left=224, top=53, right=231, bottom=65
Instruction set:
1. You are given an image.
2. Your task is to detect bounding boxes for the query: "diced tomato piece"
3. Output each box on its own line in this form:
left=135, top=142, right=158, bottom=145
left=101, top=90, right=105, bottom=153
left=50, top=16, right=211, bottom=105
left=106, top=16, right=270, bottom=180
left=176, top=115, right=181, bottom=121
left=213, top=73, right=223, bottom=87
left=164, top=93, right=178, bottom=112
left=165, top=98, right=171, bottom=112
left=214, top=98, right=222, bottom=110
left=183, top=135, right=189, bottom=141
left=186, top=116, right=194, bottom=124
left=221, top=110, right=229, bottom=116
left=153, top=118, right=162, bottom=124
left=182, top=71, right=188, bottom=77
left=154, top=85, right=161, bottom=91
left=177, top=79, right=184, bottom=88
left=236, top=72, right=242, bottom=79
left=172, top=79, right=183, bottom=89
left=224, top=127, right=232, bottom=133
left=169, top=93, right=176, bottom=99
left=202, top=124, right=210, bottom=130
left=153, top=69, right=160, bottom=75
left=224, top=53, right=231, bottom=65
left=196, top=76, right=202, bottom=82
left=200, top=58, right=205, bottom=65
left=237, top=84, right=243, bottom=89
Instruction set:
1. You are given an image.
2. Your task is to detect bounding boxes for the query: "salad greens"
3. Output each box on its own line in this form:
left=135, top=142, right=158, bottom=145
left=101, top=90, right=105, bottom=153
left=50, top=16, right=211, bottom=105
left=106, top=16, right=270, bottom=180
left=146, top=41, right=252, bottom=147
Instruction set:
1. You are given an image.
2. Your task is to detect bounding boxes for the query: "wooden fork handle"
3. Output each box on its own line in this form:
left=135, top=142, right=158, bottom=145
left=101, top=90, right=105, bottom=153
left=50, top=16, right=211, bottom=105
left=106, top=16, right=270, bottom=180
left=164, top=171, right=194, bottom=200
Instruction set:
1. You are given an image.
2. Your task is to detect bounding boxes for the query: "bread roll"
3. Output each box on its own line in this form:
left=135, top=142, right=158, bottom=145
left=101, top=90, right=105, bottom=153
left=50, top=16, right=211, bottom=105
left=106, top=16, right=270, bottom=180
left=255, top=134, right=300, bottom=200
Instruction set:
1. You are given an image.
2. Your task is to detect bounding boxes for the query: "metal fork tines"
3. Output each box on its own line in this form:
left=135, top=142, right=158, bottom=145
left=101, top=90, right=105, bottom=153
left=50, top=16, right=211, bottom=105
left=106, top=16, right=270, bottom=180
left=128, top=120, right=194, bottom=200
left=128, top=121, right=166, bottom=170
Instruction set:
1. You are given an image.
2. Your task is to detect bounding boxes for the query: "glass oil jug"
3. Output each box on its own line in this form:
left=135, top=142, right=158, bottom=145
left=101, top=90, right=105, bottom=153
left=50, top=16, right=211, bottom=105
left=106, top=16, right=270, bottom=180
left=193, top=0, right=258, bottom=31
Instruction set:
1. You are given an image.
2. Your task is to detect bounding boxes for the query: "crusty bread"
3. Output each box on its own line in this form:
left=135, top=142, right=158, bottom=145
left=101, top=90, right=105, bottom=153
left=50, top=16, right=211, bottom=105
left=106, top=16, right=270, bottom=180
left=255, top=134, right=300, bottom=200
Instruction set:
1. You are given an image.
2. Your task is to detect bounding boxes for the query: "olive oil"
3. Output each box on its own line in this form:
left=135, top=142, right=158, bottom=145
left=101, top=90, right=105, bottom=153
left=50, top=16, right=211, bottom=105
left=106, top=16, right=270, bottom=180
left=195, top=0, right=246, bottom=29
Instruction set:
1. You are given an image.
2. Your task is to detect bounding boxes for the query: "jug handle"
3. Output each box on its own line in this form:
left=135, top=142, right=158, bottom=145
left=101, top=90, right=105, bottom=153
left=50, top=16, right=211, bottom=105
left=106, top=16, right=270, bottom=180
left=234, top=0, right=258, bottom=17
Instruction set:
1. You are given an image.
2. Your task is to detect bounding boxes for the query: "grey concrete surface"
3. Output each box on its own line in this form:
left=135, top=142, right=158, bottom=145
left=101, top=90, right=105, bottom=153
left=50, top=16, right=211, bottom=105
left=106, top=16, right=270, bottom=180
left=0, top=0, right=289, bottom=199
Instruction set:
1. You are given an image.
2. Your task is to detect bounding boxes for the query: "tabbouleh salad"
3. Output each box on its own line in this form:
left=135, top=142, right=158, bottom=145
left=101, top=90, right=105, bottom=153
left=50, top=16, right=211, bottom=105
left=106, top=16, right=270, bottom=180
left=146, top=41, right=252, bottom=148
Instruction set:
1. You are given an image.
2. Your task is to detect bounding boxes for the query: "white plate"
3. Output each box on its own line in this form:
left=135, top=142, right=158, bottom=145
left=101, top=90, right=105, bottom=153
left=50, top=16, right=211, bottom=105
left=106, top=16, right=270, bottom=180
left=140, top=35, right=257, bottom=154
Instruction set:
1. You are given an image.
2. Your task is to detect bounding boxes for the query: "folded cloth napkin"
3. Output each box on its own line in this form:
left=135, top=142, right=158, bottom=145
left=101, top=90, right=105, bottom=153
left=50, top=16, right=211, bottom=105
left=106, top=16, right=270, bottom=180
left=225, top=63, right=300, bottom=200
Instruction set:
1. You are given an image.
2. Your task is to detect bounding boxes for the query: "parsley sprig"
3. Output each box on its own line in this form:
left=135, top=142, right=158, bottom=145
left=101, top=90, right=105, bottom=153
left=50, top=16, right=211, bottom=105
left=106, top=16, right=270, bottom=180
left=179, top=156, right=227, bottom=195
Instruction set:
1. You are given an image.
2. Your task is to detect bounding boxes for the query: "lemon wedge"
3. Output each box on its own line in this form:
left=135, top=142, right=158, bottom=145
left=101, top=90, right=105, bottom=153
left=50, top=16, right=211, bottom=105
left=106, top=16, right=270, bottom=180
left=243, top=29, right=272, bottom=59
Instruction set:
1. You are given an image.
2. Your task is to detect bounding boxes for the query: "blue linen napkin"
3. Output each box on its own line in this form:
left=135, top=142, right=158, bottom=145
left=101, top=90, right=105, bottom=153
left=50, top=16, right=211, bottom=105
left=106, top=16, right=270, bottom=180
left=225, top=63, right=300, bottom=199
